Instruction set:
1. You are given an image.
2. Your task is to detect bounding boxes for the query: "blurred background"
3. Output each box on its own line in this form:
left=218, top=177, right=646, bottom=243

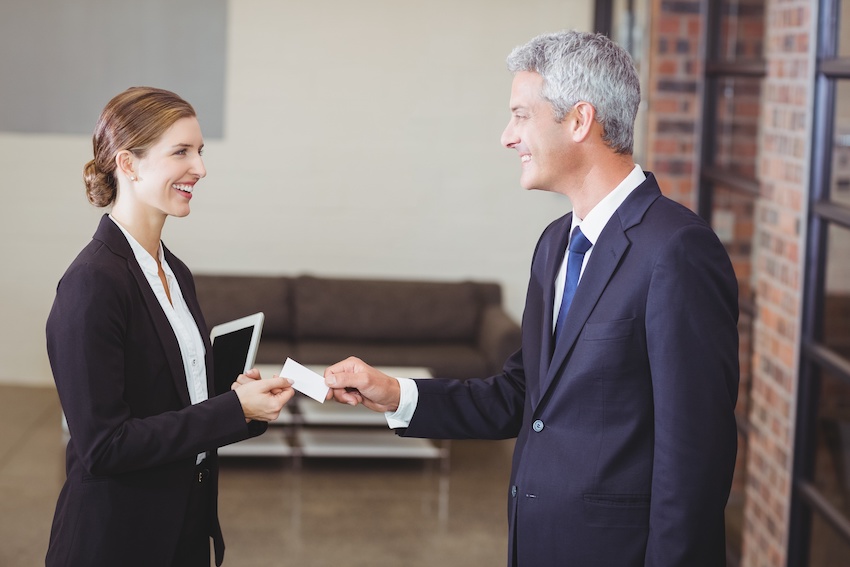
left=3, top=1, right=850, bottom=566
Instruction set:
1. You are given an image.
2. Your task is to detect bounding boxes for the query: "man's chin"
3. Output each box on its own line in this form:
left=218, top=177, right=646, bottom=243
left=520, top=179, right=548, bottom=192
left=519, top=176, right=537, bottom=191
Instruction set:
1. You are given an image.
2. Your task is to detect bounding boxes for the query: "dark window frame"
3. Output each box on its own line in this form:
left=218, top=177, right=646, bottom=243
left=788, top=0, right=850, bottom=564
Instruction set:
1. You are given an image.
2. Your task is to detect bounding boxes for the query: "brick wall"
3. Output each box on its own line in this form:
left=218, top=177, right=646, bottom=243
left=645, top=0, right=701, bottom=209
left=743, top=1, right=814, bottom=566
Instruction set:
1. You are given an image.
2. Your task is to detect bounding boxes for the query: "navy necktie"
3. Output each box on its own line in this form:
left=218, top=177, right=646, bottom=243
left=554, top=226, right=592, bottom=342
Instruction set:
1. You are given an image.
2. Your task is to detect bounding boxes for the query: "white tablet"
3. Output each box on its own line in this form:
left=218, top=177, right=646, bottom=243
left=210, top=312, right=264, bottom=395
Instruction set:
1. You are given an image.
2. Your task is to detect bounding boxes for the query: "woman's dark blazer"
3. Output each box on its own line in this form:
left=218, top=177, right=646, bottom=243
left=45, top=214, right=266, bottom=567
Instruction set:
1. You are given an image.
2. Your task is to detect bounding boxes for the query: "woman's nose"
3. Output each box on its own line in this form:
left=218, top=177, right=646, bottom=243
left=193, top=155, right=207, bottom=178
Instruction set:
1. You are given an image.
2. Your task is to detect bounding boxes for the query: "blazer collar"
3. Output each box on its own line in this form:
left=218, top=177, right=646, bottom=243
left=533, top=210, right=572, bottom=404
left=93, top=214, right=133, bottom=259
left=535, top=173, right=662, bottom=408
left=94, top=214, right=194, bottom=406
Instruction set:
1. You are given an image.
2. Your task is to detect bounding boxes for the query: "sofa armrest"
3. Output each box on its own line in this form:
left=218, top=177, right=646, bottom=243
left=476, top=305, right=521, bottom=375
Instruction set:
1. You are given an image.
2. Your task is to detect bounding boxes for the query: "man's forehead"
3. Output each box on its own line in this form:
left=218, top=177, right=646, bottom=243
left=510, top=71, right=546, bottom=108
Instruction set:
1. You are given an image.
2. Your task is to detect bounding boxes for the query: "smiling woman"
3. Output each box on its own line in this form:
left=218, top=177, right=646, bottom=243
left=45, top=87, right=295, bottom=567
left=112, top=114, right=206, bottom=246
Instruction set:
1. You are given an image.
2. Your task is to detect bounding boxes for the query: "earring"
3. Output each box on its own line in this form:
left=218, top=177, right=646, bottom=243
left=129, top=175, right=136, bottom=181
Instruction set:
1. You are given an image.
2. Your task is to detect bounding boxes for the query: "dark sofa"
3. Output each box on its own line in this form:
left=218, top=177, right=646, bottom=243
left=193, top=274, right=522, bottom=380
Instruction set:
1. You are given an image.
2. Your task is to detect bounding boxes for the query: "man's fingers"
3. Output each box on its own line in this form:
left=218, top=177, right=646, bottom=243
left=331, top=388, right=363, bottom=406
left=324, top=356, right=366, bottom=379
left=324, top=370, right=361, bottom=389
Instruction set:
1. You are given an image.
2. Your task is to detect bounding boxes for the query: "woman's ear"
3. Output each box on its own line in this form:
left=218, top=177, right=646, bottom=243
left=115, top=150, right=137, bottom=182
left=570, top=101, right=596, bottom=143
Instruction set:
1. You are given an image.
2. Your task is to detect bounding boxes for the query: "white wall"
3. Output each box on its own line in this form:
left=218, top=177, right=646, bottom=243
left=0, top=0, right=591, bottom=386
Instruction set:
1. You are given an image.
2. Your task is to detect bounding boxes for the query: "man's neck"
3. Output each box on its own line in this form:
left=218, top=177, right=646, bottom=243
left=566, top=154, right=636, bottom=219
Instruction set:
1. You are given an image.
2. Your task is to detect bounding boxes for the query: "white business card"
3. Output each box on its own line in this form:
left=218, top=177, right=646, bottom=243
left=280, top=358, right=330, bottom=403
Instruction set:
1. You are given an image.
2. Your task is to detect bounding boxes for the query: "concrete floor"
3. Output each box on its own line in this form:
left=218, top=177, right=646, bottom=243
left=0, top=384, right=514, bottom=567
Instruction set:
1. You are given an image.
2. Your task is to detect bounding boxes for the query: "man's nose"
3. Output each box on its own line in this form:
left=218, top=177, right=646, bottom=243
left=501, top=122, right=519, bottom=149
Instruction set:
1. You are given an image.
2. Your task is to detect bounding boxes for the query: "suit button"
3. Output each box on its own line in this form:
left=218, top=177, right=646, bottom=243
left=511, top=485, right=517, bottom=497
left=532, top=420, right=544, bottom=432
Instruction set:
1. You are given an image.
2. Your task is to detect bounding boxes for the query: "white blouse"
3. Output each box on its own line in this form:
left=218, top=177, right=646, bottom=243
left=110, top=216, right=208, bottom=464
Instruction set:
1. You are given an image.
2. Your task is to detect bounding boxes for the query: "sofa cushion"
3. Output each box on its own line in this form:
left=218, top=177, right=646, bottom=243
left=193, top=274, right=293, bottom=338
left=293, top=276, right=481, bottom=342
left=255, top=338, right=295, bottom=366
left=295, top=341, right=489, bottom=380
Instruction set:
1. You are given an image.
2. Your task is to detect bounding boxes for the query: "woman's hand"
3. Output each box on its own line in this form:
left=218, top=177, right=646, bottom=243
left=231, top=369, right=294, bottom=422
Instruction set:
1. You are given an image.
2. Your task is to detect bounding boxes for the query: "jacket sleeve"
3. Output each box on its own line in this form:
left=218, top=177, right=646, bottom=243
left=401, top=222, right=556, bottom=441
left=644, top=223, right=739, bottom=566
left=47, top=256, right=263, bottom=476
left=403, top=347, right=527, bottom=440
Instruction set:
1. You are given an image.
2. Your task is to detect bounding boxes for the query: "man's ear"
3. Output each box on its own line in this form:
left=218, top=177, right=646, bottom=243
left=570, top=101, right=596, bottom=143
left=115, top=150, right=137, bottom=181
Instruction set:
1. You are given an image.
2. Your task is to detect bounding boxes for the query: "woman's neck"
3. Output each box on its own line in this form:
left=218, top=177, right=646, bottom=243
left=110, top=204, right=166, bottom=260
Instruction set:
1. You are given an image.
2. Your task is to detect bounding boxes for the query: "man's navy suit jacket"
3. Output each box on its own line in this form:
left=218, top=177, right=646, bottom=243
left=404, top=173, right=739, bottom=566
left=46, top=215, right=265, bottom=567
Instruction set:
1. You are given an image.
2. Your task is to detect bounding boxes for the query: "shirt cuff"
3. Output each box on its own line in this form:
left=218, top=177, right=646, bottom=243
left=384, top=377, right=418, bottom=429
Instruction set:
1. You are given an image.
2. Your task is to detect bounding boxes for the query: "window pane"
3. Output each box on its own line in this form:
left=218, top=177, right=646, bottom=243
left=717, top=0, right=765, bottom=60
left=831, top=82, right=850, bottom=207
left=824, top=225, right=850, bottom=341
left=808, top=510, right=850, bottom=566
left=808, top=226, right=850, bottom=563
left=809, top=365, right=850, bottom=566
left=711, top=184, right=756, bottom=302
left=714, top=78, right=761, bottom=179
left=838, top=1, right=850, bottom=58
left=811, top=367, right=850, bottom=507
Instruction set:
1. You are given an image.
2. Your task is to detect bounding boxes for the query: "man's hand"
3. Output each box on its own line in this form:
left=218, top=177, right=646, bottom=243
left=324, top=356, right=401, bottom=413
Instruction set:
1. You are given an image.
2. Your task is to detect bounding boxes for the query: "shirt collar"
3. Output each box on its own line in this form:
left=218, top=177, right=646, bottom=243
left=571, top=164, right=646, bottom=244
left=108, top=215, right=168, bottom=278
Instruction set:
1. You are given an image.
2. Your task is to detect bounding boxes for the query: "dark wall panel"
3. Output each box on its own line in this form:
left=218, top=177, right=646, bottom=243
left=0, top=0, right=226, bottom=138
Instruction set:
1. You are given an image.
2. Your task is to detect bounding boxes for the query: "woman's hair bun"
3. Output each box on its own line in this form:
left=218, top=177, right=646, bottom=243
left=83, top=159, right=116, bottom=207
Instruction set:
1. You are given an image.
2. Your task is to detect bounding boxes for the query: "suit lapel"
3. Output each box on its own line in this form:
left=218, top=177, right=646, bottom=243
left=529, top=213, right=572, bottom=409
left=538, top=174, right=662, bottom=403
left=94, top=216, right=192, bottom=407
left=543, top=226, right=630, bottom=393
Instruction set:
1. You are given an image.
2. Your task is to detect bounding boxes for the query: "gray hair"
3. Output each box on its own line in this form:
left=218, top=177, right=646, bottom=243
left=506, top=30, right=640, bottom=155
